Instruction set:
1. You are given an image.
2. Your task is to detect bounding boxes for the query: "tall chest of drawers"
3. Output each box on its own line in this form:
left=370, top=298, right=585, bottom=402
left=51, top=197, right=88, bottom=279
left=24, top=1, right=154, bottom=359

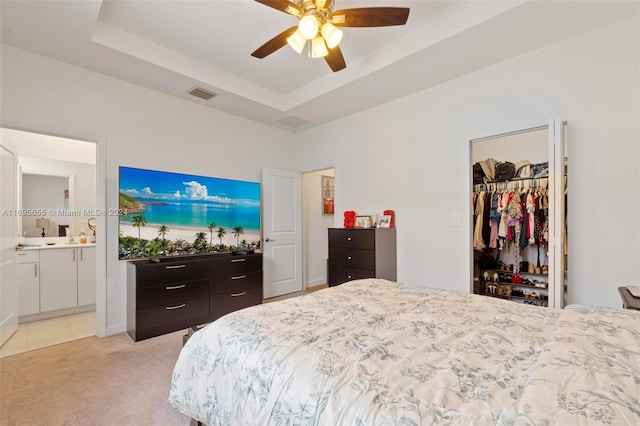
left=127, top=253, right=263, bottom=341
left=327, top=228, right=396, bottom=287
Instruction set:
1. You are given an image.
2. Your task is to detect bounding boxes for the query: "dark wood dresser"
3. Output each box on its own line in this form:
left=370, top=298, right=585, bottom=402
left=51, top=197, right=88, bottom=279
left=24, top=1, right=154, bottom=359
left=127, top=253, right=262, bottom=341
left=210, top=254, right=263, bottom=321
left=327, top=228, right=396, bottom=287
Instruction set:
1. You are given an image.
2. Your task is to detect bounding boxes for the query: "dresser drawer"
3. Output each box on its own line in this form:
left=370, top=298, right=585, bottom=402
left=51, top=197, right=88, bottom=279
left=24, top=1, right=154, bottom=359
left=16, top=250, right=39, bottom=264
left=135, top=259, right=210, bottom=288
left=210, top=286, right=262, bottom=321
left=135, top=296, right=209, bottom=341
left=211, top=271, right=262, bottom=295
left=328, top=265, right=375, bottom=286
left=328, top=229, right=374, bottom=250
left=328, top=246, right=375, bottom=270
left=136, top=279, right=209, bottom=309
left=211, top=254, right=262, bottom=277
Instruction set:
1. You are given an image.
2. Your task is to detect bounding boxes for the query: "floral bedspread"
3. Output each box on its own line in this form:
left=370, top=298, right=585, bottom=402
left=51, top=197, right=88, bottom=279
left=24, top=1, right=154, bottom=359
left=168, top=279, right=640, bottom=425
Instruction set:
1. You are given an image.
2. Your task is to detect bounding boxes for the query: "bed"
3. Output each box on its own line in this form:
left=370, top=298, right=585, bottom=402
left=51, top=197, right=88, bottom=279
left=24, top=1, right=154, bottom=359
left=168, top=278, right=640, bottom=425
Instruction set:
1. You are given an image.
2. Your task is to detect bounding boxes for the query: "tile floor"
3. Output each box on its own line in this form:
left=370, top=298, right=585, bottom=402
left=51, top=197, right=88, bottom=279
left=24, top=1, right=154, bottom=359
left=0, top=311, right=96, bottom=358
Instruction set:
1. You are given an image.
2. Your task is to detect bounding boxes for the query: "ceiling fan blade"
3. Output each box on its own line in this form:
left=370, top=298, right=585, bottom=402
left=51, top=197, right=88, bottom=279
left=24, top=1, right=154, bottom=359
left=331, top=7, right=410, bottom=27
left=324, top=46, right=346, bottom=72
left=251, top=26, right=298, bottom=59
left=254, top=0, right=301, bottom=16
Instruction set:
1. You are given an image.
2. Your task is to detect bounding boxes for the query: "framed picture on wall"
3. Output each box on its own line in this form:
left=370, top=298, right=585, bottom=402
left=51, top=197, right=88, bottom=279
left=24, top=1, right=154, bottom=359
left=321, top=175, right=334, bottom=215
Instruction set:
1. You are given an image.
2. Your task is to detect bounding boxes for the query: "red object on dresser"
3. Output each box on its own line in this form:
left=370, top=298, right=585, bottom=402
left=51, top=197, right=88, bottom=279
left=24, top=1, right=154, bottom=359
left=343, top=211, right=356, bottom=228
left=383, top=210, right=395, bottom=227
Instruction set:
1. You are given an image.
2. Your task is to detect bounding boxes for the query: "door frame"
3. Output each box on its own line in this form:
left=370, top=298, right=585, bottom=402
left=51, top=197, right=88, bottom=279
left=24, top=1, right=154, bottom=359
left=0, top=121, right=107, bottom=337
left=301, top=166, right=336, bottom=291
left=468, top=120, right=567, bottom=308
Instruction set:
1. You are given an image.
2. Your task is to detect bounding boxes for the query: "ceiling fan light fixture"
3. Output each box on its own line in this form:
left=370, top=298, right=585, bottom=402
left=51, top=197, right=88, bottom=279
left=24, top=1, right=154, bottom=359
left=287, top=29, right=307, bottom=54
left=321, top=22, right=342, bottom=49
left=310, top=36, right=328, bottom=58
left=299, top=14, right=319, bottom=39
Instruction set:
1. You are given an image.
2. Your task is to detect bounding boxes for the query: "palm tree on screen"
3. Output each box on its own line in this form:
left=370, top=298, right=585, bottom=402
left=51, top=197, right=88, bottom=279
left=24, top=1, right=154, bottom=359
left=158, top=225, right=169, bottom=240
left=132, top=215, right=147, bottom=239
left=217, top=227, right=226, bottom=247
left=232, top=225, right=244, bottom=247
left=208, top=222, right=216, bottom=245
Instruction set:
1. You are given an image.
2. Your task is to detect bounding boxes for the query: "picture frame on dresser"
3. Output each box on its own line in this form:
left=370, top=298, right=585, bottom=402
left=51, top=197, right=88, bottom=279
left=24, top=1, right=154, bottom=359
left=378, top=215, right=391, bottom=228
left=355, top=215, right=372, bottom=228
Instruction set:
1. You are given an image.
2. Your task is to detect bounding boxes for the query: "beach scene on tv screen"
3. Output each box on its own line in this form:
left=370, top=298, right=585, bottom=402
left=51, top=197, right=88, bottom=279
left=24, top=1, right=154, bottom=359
left=118, top=166, right=260, bottom=259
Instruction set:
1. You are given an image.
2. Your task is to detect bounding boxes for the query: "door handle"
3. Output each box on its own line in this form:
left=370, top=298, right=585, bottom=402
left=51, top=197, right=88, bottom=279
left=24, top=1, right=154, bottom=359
left=265, top=237, right=275, bottom=242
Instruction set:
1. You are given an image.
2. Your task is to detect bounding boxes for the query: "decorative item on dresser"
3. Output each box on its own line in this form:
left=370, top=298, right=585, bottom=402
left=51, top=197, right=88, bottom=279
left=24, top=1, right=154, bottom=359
left=127, top=252, right=262, bottom=341
left=327, top=227, right=396, bottom=287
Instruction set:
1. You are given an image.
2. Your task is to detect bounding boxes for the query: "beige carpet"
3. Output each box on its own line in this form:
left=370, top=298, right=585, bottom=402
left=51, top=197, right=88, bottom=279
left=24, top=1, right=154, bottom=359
left=0, top=330, right=191, bottom=426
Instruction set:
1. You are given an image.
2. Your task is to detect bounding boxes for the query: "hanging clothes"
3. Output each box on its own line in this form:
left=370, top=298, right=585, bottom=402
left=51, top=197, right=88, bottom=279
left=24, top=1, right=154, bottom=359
left=473, top=191, right=486, bottom=251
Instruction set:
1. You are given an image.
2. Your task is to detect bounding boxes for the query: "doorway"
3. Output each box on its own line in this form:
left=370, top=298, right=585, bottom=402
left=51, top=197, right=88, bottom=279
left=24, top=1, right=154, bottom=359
left=469, top=122, right=567, bottom=309
left=302, top=168, right=334, bottom=291
left=0, top=127, right=101, bottom=357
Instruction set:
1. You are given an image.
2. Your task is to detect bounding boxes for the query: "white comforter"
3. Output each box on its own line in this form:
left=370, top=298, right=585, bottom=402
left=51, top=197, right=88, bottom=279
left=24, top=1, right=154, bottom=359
left=169, top=279, right=640, bottom=425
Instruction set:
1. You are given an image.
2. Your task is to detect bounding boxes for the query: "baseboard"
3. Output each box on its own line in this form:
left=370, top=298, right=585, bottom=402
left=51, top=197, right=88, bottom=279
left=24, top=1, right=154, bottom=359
left=19, top=304, right=95, bottom=324
left=306, top=278, right=327, bottom=288
left=106, top=322, right=127, bottom=336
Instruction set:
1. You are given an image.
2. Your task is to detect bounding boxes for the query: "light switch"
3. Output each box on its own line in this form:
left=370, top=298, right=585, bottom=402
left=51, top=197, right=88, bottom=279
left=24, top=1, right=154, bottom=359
left=452, top=214, right=461, bottom=226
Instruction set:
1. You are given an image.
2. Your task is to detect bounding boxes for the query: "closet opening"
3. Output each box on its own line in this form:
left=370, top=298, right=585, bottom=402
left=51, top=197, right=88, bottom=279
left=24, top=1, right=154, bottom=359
left=470, top=122, right=567, bottom=309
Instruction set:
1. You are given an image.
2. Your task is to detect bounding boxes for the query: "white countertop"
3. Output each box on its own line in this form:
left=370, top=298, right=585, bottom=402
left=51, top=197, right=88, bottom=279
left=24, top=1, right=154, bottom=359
left=17, top=242, right=96, bottom=251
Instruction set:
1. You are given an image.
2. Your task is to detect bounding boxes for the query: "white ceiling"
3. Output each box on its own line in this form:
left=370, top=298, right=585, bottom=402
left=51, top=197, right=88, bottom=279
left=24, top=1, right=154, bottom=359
left=1, top=1, right=638, bottom=132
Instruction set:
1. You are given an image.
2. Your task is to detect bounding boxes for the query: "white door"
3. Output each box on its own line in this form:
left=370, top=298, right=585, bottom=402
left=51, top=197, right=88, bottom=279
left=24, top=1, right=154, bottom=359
left=262, top=168, right=302, bottom=299
left=548, top=118, right=567, bottom=308
left=0, top=143, right=18, bottom=345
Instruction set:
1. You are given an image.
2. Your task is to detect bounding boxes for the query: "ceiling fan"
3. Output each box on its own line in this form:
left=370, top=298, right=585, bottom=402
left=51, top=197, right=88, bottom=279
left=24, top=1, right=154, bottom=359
left=251, top=0, right=410, bottom=72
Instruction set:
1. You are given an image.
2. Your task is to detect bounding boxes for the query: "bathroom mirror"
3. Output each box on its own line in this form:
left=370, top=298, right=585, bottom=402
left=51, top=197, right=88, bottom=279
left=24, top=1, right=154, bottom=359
left=21, top=172, right=73, bottom=237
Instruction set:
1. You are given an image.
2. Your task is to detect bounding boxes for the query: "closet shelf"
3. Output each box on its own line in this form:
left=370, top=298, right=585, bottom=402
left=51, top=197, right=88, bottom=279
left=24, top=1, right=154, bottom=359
left=483, top=293, right=548, bottom=305
left=487, top=281, right=548, bottom=289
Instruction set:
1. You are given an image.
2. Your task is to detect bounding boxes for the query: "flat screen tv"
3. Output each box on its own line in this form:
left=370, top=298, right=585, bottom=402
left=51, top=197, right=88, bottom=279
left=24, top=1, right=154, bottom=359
left=118, top=166, right=260, bottom=260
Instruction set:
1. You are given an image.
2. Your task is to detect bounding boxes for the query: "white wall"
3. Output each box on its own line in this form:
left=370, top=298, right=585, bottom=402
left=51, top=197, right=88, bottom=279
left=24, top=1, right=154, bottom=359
left=302, top=169, right=334, bottom=287
left=472, top=128, right=547, bottom=165
left=1, top=45, right=296, bottom=335
left=294, top=16, right=640, bottom=309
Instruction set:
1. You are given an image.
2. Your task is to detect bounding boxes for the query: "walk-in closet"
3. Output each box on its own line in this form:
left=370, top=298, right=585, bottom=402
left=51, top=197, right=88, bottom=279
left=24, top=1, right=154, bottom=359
left=470, top=120, right=567, bottom=308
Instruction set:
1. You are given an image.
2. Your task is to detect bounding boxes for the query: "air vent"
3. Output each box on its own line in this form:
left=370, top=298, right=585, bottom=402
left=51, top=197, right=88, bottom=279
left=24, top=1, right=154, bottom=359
left=277, top=116, right=310, bottom=128
left=187, top=87, right=216, bottom=101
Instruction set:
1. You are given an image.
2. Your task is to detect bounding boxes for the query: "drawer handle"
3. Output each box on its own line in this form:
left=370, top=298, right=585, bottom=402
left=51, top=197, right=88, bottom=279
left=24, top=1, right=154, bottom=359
left=166, top=284, right=186, bottom=290
left=165, top=303, right=186, bottom=310
left=347, top=275, right=352, bottom=279
left=347, top=256, right=352, bottom=260
left=231, top=258, right=246, bottom=263
left=166, top=265, right=186, bottom=269
left=347, top=237, right=352, bottom=241
left=231, top=275, right=246, bottom=280
left=231, top=292, right=246, bottom=297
